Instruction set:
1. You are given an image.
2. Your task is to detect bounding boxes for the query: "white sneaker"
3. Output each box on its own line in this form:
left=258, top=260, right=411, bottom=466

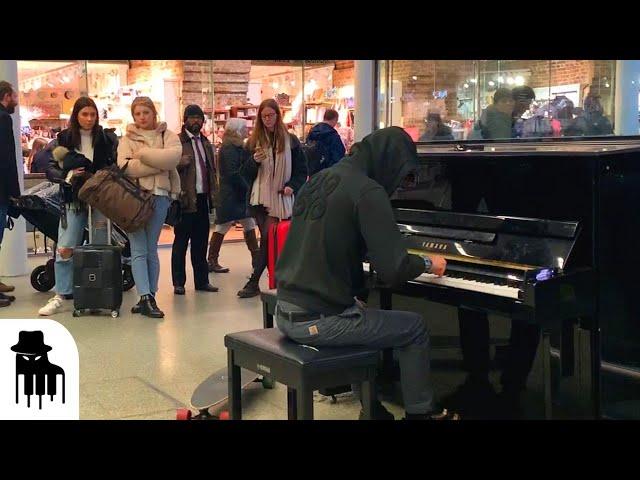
left=38, top=295, right=68, bottom=316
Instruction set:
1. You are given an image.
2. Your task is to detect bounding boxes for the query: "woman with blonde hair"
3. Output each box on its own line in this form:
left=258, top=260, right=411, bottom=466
left=237, top=99, right=307, bottom=298
left=117, top=97, right=181, bottom=318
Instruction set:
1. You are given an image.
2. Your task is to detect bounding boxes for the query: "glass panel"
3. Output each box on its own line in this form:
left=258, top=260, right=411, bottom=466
left=17, top=60, right=87, bottom=172
left=377, top=60, right=618, bottom=141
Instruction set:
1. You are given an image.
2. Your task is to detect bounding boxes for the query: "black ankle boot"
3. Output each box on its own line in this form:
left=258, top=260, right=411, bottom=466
left=131, top=297, right=143, bottom=314
left=139, top=294, right=164, bottom=318
left=237, top=274, right=260, bottom=298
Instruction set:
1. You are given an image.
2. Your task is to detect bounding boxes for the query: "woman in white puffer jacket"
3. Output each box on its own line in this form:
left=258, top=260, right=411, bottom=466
left=117, top=96, right=181, bottom=318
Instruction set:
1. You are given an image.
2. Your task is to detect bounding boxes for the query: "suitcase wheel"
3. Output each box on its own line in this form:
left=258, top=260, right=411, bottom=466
left=111, top=310, right=119, bottom=318
left=176, top=408, right=192, bottom=420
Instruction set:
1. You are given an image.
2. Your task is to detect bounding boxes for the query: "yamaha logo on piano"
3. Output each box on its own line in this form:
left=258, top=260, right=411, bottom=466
left=422, top=242, right=448, bottom=251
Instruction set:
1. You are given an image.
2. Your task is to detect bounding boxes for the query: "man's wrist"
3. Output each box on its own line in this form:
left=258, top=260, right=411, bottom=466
left=422, top=256, right=432, bottom=273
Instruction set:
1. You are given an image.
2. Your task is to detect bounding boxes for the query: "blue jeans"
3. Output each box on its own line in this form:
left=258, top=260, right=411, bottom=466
left=128, top=194, right=171, bottom=297
left=55, top=206, right=108, bottom=296
left=276, top=300, right=434, bottom=415
left=0, top=203, right=7, bottom=245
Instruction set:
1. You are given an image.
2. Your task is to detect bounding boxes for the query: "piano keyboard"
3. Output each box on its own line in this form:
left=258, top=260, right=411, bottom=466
left=362, top=263, right=521, bottom=300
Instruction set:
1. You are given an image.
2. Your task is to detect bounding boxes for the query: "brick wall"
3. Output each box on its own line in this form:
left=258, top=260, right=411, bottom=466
left=212, top=60, right=252, bottom=109
left=333, top=60, right=354, bottom=88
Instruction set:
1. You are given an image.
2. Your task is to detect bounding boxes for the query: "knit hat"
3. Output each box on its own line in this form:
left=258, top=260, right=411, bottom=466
left=184, top=104, right=205, bottom=122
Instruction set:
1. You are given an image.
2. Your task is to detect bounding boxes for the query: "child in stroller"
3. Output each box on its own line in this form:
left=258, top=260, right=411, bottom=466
left=8, top=181, right=134, bottom=293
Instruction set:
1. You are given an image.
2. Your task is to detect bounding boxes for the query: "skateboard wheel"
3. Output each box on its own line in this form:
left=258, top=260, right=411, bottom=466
left=261, top=377, right=275, bottom=389
left=176, top=408, right=192, bottom=420
left=72, top=310, right=80, bottom=317
left=111, top=310, right=119, bottom=318
left=219, top=411, right=230, bottom=420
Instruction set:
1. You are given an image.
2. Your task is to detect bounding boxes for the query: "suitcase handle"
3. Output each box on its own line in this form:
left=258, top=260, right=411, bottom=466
left=88, top=205, right=111, bottom=245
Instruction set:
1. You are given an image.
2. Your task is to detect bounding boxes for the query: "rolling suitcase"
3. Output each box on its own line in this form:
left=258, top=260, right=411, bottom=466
left=72, top=206, right=123, bottom=318
left=267, top=219, right=291, bottom=289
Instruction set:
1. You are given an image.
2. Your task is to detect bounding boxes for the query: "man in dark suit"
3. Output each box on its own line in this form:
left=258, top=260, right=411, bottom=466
left=0, top=81, right=21, bottom=308
left=171, top=105, right=218, bottom=295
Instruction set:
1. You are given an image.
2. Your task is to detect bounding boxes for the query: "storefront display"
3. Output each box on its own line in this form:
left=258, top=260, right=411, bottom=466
left=378, top=60, right=617, bottom=141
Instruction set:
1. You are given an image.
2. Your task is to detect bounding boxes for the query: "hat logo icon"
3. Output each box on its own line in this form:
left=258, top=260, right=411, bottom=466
left=11, top=331, right=65, bottom=409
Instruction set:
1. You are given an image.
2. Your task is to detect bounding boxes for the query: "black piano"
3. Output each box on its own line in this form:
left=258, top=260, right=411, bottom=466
left=366, top=137, right=640, bottom=419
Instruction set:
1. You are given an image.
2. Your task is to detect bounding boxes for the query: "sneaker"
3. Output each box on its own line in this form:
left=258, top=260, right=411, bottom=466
left=38, top=295, right=68, bottom=316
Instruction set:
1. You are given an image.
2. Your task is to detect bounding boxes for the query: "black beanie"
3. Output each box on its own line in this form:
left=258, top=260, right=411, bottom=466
left=184, top=104, right=205, bottom=122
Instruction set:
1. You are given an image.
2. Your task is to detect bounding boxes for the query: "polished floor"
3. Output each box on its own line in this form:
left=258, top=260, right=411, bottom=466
left=2, top=243, right=388, bottom=420
left=3, top=242, right=558, bottom=420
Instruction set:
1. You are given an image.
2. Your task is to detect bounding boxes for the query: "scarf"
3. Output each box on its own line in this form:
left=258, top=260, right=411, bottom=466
left=250, top=131, right=293, bottom=220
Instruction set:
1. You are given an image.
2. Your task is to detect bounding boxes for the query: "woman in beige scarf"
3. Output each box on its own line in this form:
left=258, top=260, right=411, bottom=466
left=238, top=99, right=307, bottom=298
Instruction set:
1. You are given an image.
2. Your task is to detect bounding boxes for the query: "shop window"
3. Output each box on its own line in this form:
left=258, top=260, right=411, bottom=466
left=377, top=60, right=618, bottom=141
left=17, top=60, right=88, bottom=172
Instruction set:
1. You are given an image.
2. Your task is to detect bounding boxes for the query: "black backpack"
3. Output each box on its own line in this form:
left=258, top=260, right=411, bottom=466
left=302, top=139, right=328, bottom=177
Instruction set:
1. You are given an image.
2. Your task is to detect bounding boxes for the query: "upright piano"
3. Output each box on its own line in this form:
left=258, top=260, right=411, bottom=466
left=365, top=137, right=640, bottom=418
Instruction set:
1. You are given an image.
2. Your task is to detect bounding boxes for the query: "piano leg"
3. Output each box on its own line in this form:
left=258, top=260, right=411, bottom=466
left=542, top=332, right=552, bottom=419
left=378, top=287, right=396, bottom=390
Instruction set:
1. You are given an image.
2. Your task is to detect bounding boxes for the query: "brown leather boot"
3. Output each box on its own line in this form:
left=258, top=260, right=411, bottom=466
left=0, top=281, right=15, bottom=293
left=207, top=231, right=230, bottom=273
left=244, top=229, right=260, bottom=270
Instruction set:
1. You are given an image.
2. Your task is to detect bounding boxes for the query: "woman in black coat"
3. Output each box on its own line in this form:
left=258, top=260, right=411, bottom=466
left=207, top=118, right=260, bottom=274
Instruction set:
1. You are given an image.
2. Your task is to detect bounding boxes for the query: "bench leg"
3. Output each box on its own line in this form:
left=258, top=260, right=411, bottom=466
left=263, top=306, right=273, bottom=329
left=228, top=349, right=242, bottom=420
left=296, top=388, right=314, bottom=420
left=287, top=387, right=297, bottom=420
left=360, top=368, right=377, bottom=420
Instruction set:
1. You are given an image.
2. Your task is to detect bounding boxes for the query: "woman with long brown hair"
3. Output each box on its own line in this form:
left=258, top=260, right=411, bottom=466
left=27, top=137, right=49, bottom=173
left=38, top=96, right=118, bottom=316
left=237, top=99, right=307, bottom=298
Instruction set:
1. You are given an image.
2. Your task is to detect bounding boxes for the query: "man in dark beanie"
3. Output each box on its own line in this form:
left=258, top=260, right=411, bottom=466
left=171, top=104, right=219, bottom=295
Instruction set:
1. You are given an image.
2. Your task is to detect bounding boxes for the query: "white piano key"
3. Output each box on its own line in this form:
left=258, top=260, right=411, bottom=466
left=363, top=262, right=520, bottom=299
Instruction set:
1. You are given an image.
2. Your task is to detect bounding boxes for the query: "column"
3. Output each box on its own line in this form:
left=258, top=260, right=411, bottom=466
left=614, top=60, right=640, bottom=136
left=354, top=60, right=375, bottom=142
left=0, top=60, right=29, bottom=277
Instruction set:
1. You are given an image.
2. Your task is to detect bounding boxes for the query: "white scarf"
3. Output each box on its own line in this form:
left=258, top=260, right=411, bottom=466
left=250, top=132, right=293, bottom=220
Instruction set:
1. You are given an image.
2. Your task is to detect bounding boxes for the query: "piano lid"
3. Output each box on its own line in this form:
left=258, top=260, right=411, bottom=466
left=395, top=208, right=579, bottom=239
left=396, top=209, right=580, bottom=272
left=416, top=136, right=640, bottom=157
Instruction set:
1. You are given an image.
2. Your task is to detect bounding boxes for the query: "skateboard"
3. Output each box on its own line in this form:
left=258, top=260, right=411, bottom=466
left=176, top=366, right=275, bottom=420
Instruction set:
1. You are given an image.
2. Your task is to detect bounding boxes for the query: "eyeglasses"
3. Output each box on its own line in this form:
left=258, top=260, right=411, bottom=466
left=261, top=113, right=277, bottom=120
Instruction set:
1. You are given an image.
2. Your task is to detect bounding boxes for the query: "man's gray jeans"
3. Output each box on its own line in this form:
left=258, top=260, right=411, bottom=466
left=276, top=300, right=434, bottom=414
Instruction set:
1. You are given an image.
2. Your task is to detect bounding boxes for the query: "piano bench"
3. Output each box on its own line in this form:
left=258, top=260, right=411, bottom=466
left=261, top=289, right=278, bottom=328
left=225, top=328, right=380, bottom=420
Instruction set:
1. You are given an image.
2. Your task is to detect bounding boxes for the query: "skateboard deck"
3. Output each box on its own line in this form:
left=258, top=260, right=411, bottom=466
left=177, top=366, right=273, bottom=420
left=192, top=366, right=259, bottom=410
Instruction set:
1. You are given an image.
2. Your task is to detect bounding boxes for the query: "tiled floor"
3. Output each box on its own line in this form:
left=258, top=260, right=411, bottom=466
left=2, top=242, right=559, bottom=420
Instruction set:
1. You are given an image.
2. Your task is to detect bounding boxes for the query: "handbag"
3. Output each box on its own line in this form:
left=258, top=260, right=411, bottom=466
left=165, top=199, right=182, bottom=226
left=78, top=161, right=155, bottom=233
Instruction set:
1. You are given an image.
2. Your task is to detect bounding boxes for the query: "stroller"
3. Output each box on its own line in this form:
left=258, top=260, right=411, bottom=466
left=8, top=181, right=135, bottom=293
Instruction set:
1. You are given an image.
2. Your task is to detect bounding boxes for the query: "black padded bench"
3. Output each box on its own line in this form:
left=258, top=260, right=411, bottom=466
left=224, top=328, right=380, bottom=420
